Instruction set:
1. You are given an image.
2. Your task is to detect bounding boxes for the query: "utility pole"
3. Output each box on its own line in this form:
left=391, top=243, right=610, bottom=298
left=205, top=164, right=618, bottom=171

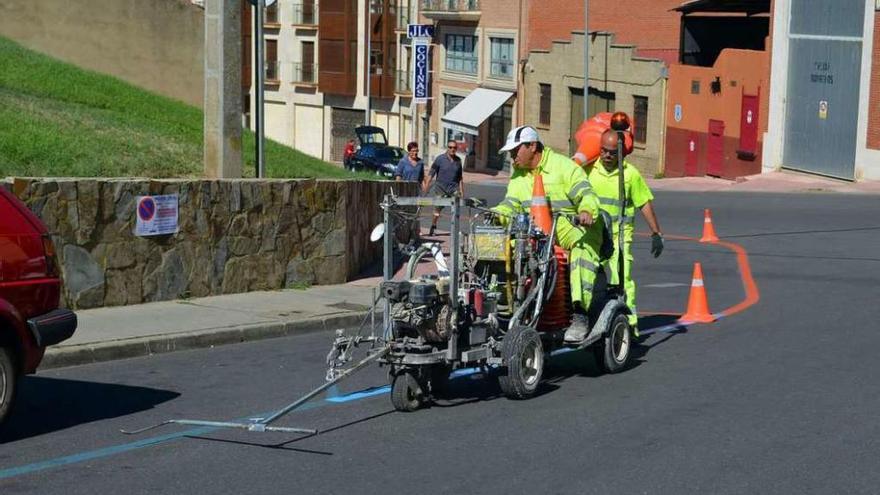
left=583, top=0, right=590, bottom=122
left=203, top=0, right=242, bottom=178
left=254, top=0, right=268, bottom=178
left=365, top=0, right=373, bottom=127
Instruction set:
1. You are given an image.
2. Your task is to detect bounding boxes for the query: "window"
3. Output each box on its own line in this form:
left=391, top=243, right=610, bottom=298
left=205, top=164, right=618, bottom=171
left=691, top=80, right=700, bottom=94
left=444, top=94, right=465, bottom=144
left=539, top=84, right=551, bottom=126
left=490, top=37, right=514, bottom=79
left=265, top=39, right=279, bottom=82
left=445, top=34, right=478, bottom=74
left=265, top=2, right=279, bottom=24
left=633, top=96, right=648, bottom=144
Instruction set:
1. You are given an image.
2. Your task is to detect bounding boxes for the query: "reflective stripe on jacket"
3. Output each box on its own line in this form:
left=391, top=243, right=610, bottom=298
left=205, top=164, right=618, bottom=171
left=585, top=158, right=653, bottom=235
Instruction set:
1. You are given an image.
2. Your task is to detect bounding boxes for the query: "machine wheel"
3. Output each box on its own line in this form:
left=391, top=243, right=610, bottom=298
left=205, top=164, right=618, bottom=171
left=499, top=326, right=544, bottom=399
left=0, top=346, right=17, bottom=424
left=593, top=313, right=632, bottom=374
left=391, top=371, right=425, bottom=412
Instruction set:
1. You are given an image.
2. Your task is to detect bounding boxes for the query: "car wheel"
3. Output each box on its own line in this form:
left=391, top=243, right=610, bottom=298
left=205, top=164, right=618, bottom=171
left=0, top=346, right=17, bottom=424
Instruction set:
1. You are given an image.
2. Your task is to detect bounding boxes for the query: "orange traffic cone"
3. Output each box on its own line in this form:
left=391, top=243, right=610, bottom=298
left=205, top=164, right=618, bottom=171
left=530, top=174, right=553, bottom=235
left=680, top=262, right=714, bottom=323
left=700, top=208, right=720, bottom=243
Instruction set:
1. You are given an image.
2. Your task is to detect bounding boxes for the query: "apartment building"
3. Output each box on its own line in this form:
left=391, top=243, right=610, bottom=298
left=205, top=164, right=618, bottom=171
left=420, top=0, right=523, bottom=171
left=250, top=0, right=417, bottom=163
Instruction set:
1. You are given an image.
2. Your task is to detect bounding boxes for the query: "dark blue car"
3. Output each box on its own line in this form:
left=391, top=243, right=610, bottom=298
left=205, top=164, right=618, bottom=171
left=348, top=126, right=405, bottom=177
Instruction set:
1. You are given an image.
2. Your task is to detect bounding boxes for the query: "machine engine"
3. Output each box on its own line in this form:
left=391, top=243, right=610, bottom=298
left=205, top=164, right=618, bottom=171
left=382, top=279, right=454, bottom=343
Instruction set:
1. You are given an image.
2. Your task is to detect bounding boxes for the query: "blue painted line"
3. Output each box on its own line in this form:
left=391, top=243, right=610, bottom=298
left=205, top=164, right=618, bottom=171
left=326, top=385, right=390, bottom=403
left=0, top=400, right=327, bottom=480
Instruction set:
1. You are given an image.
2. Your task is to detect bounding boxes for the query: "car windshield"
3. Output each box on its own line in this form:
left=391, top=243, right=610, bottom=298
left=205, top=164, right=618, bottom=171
left=375, top=147, right=404, bottom=161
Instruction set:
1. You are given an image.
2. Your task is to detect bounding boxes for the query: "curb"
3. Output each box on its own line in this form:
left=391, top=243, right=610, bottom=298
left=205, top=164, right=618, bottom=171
left=41, top=311, right=370, bottom=370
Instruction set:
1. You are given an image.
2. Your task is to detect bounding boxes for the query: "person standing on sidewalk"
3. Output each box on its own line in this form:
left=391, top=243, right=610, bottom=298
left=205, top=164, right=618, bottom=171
left=394, top=142, right=425, bottom=185
left=423, top=140, right=464, bottom=236
left=586, top=129, right=664, bottom=335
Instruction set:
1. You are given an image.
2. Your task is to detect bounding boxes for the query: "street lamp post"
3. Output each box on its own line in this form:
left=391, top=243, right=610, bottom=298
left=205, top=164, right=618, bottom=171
left=254, top=0, right=266, bottom=178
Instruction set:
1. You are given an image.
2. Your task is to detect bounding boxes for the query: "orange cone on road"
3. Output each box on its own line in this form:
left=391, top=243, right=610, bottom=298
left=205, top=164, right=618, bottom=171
left=530, top=174, right=553, bottom=235
left=680, top=262, right=714, bottom=323
left=700, top=209, right=720, bottom=243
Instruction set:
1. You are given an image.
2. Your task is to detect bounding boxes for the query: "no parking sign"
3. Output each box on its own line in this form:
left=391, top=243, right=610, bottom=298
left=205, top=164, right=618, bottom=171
left=135, top=194, right=178, bottom=236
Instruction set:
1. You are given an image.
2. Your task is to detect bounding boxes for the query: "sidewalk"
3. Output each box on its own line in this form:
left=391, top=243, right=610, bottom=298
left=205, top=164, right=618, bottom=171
left=43, top=285, right=379, bottom=369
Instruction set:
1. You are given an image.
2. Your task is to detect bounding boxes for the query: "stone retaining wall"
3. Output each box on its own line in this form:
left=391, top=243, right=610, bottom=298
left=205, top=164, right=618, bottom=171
left=3, top=178, right=416, bottom=309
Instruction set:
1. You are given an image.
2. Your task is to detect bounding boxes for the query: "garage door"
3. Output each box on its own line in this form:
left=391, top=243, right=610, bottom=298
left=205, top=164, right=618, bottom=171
left=782, top=0, right=866, bottom=180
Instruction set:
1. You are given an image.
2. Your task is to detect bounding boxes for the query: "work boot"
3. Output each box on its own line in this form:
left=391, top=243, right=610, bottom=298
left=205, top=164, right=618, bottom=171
left=564, top=313, right=590, bottom=343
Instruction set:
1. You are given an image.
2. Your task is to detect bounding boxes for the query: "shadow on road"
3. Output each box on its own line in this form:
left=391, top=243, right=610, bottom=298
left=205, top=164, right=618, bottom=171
left=0, top=377, right=179, bottom=443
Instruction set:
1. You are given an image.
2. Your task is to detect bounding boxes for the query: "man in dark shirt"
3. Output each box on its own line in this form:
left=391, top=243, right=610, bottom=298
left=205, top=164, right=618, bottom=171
left=423, top=140, right=464, bottom=236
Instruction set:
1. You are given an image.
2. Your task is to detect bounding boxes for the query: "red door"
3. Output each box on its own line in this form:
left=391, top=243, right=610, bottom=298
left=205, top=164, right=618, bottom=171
left=738, top=93, right=759, bottom=158
left=685, top=132, right=699, bottom=176
left=707, top=120, right=725, bottom=177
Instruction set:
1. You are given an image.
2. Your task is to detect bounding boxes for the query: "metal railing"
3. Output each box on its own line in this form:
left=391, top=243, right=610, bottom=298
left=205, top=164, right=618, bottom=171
left=265, top=61, right=280, bottom=82
left=420, top=0, right=479, bottom=11
left=396, top=70, right=412, bottom=93
left=291, top=2, right=319, bottom=25
left=292, top=62, right=318, bottom=84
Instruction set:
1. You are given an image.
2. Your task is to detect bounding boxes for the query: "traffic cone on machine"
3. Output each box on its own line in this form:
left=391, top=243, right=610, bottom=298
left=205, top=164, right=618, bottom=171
left=680, top=262, right=714, bottom=323
left=700, top=209, right=720, bottom=243
left=530, top=174, right=553, bottom=234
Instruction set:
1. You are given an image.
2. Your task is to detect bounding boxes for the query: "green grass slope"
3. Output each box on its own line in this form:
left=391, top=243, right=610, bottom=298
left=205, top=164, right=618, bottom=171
left=0, top=36, right=359, bottom=179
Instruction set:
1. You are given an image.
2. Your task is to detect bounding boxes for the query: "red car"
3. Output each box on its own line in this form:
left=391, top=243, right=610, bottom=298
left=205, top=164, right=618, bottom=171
left=0, top=187, right=77, bottom=423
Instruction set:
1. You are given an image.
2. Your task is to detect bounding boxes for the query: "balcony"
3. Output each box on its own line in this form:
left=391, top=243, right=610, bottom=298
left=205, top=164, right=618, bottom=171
left=420, top=0, right=480, bottom=21
left=395, top=70, right=411, bottom=94
left=265, top=61, right=280, bottom=84
left=292, top=62, right=319, bottom=86
left=291, top=2, right=319, bottom=27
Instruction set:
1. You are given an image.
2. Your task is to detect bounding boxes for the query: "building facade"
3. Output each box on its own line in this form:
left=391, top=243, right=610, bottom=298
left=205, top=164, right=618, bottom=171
left=525, top=31, right=668, bottom=176
left=250, top=0, right=417, bottom=163
left=764, top=0, right=880, bottom=180
left=663, top=2, right=771, bottom=179
left=421, top=0, right=523, bottom=172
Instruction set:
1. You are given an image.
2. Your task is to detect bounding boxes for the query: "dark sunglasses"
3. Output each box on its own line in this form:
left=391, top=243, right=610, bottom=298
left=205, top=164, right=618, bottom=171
left=600, top=147, right=619, bottom=156
left=447, top=145, right=457, bottom=149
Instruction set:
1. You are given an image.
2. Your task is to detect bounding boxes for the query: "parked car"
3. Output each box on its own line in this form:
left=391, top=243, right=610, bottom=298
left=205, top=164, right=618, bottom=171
left=349, top=126, right=405, bottom=178
left=0, top=187, right=77, bottom=424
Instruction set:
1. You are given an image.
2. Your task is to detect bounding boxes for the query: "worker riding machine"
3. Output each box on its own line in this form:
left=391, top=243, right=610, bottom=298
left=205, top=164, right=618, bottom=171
left=122, top=121, right=635, bottom=434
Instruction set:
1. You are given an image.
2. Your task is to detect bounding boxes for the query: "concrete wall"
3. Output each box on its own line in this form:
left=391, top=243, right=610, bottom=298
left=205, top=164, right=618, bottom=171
left=525, top=32, right=667, bottom=176
left=3, top=178, right=416, bottom=310
left=0, top=0, right=204, bottom=107
left=665, top=49, right=769, bottom=179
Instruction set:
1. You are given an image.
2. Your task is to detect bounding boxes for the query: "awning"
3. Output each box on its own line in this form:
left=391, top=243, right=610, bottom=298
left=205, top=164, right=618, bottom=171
left=441, top=88, right=513, bottom=135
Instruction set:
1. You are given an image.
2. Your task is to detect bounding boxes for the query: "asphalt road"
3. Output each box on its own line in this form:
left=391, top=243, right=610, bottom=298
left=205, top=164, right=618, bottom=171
left=2, top=188, right=880, bottom=494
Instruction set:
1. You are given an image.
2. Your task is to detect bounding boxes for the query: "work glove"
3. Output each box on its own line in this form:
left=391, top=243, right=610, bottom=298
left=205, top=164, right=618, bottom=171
left=651, top=233, right=664, bottom=258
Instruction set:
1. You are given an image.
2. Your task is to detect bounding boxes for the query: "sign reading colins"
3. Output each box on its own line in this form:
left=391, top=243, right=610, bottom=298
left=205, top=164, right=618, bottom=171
left=413, top=41, right=430, bottom=103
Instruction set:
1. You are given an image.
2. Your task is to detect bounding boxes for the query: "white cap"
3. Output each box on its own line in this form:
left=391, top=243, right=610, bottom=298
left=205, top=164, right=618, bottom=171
left=499, top=126, right=541, bottom=153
